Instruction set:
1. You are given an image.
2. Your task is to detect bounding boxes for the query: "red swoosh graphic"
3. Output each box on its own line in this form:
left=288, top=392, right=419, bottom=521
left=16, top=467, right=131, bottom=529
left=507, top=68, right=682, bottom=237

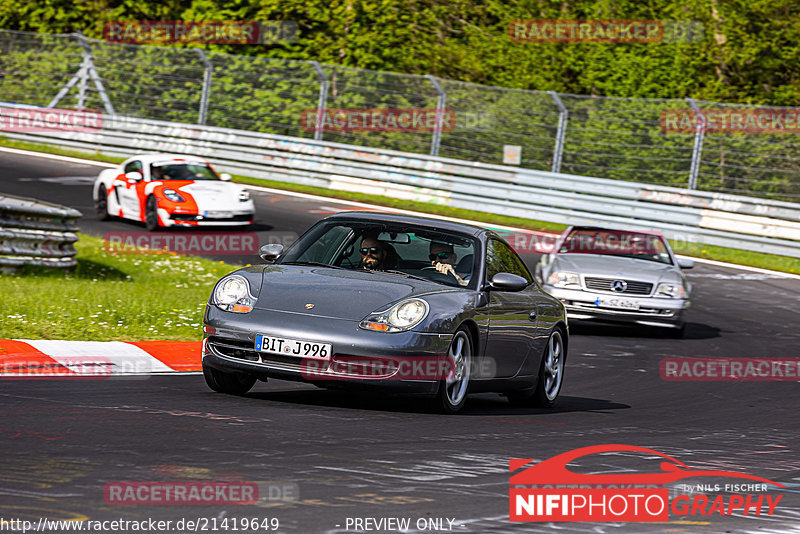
left=510, top=444, right=785, bottom=487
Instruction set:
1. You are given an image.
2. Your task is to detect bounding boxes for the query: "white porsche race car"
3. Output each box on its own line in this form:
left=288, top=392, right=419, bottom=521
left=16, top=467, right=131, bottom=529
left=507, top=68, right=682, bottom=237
left=93, top=154, right=256, bottom=230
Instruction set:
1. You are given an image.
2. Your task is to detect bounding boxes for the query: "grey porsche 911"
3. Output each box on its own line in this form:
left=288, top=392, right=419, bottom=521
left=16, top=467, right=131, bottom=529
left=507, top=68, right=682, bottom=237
left=202, top=212, right=568, bottom=413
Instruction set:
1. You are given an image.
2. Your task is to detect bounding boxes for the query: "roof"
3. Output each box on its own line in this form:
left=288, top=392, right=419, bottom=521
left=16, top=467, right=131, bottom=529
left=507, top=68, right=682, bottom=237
left=325, top=211, right=490, bottom=237
left=123, top=153, right=212, bottom=165
left=567, top=225, right=665, bottom=237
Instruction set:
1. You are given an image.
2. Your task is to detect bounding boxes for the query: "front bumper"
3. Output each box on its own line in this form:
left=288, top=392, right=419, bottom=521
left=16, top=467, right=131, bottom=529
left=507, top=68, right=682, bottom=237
left=202, top=306, right=452, bottom=395
left=543, top=286, right=689, bottom=328
left=166, top=212, right=254, bottom=226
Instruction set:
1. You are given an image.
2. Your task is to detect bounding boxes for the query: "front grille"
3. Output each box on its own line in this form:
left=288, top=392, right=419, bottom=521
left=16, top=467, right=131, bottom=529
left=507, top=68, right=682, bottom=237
left=583, top=277, right=653, bottom=295
left=171, top=213, right=252, bottom=222
left=207, top=336, right=328, bottom=371
left=207, top=337, right=259, bottom=361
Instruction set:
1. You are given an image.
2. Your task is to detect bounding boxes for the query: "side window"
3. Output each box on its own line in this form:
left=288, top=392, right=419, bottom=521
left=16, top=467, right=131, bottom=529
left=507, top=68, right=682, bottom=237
left=297, top=225, right=351, bottom=264
left=486, top=238, right=533, bottom=283
left=124, top=160, right=142, bottom=174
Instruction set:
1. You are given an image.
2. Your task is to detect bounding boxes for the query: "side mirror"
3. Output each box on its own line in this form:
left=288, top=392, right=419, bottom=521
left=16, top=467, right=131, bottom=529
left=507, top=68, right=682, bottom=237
left=260, top=243, right=284, bottom=262
left=219, top=173, right=232, bottom=182
left=677, top=258, right=695, bottom=269
left=486, top=272, right=529, bottom=292
left=125, top=171, right=143, bottom=181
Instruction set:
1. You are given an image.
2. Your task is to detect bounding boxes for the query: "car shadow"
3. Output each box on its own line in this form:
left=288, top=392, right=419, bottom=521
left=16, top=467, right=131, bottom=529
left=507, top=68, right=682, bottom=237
left=245, top=388, right=628, bottom=416
left=461, top=394, right=630, bottom=416
left=570, top=322, right=720, bottom=340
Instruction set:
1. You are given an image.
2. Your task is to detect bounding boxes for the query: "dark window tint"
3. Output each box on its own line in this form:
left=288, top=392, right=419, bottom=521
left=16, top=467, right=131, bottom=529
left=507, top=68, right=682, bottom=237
left=124, top=160, right=142, bottom=174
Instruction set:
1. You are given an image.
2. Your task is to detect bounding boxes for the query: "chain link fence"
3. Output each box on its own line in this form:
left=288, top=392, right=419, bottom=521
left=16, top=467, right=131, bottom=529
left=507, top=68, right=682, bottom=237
left=2, top=29, right=800, bottom=202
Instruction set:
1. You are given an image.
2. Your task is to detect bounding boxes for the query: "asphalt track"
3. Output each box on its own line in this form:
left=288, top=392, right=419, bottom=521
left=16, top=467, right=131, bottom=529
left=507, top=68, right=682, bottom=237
left=1, top=150, right=800, bottom=533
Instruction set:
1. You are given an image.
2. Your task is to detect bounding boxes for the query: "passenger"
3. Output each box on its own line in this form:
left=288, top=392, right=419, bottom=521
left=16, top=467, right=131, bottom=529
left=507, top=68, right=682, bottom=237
left=429, top=242, right=468, bottom=286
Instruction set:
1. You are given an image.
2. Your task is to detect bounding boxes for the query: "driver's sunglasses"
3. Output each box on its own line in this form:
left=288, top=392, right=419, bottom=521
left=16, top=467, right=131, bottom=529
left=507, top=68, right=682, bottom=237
left=429, top=251, right=452, bottom=261
left=360, top=247, right=381, bottom=255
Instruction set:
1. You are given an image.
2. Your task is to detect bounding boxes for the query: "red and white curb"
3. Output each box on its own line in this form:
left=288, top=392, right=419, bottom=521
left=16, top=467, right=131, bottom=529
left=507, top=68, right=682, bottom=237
left=0, top=339, right=202, bottom=377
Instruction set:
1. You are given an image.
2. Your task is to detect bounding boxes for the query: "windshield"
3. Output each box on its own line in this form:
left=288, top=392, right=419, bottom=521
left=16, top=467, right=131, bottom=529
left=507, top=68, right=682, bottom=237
left=150, top=161, right=219, bottom=181
left=559, top=229, right=673, bottom=265
left=279, top=220, right=479, bottom=288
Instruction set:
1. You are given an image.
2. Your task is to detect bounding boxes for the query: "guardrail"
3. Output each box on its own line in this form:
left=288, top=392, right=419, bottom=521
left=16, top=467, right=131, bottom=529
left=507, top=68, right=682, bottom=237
left=0, top=194, right=81, bottom=270
left=2, top=111, right=799, bottom=259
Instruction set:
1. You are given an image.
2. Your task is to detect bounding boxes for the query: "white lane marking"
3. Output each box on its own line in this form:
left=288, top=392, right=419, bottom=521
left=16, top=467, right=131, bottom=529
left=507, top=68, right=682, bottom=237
left=0, top=146, right=116, bottom=167
left=687, top=272, right=789, bottom=280
left=19, top=340, right=175, bottom=374
left=676, top=255, right=800, bottom=281
left=4, top=145, right=798, bottom=279
left=19, top=175, right=97, bottom=184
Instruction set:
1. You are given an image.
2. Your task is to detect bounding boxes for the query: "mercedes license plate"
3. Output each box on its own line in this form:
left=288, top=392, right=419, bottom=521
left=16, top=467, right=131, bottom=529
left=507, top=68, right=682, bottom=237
left=595, top=297, right=640, bottom=310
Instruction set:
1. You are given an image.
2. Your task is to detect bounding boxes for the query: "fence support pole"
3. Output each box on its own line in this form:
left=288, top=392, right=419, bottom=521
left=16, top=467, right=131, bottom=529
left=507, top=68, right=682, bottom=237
left=309, top=61, right=329, bottom=141
left=76, top=32, right=115, bottom=115
left=687, top=98, right=704, bottom=190
left=548, top=91, right=568, bottom=173
left=47, top=58, right=87, bottom=109
left=196, top=50, right=212, bottom=126
left=427, top=75, right=446, bottom=157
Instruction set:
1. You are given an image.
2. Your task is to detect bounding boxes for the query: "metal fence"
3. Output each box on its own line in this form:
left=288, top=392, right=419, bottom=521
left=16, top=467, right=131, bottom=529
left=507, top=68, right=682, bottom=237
left=2, top=29, right=800, bottom=202
left=0, top=193, right=81, bottom=270
left=4, top=113, right=799, bottom=259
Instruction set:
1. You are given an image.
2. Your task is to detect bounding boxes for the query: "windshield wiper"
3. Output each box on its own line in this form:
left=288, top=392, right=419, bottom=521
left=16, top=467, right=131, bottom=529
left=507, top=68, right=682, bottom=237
left=594, top=253, right=669, bottom=264
left=282, top=261, right=347, bottom=270
left=362, top=269, right=431, bottom=282
left=384, top=269, right=432, bottom=282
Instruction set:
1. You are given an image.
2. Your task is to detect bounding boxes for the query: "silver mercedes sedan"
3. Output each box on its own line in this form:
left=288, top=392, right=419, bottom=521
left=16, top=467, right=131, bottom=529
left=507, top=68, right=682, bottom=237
left=536, top=226, right=693, bottom=336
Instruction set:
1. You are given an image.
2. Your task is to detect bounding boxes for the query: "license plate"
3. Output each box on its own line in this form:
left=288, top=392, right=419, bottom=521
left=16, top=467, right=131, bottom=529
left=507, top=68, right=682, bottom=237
left=203, top=210, right=228, bottom=218
left=595, top=297, right=640, bottom=310
left=255, top=334, right=331, bottom=359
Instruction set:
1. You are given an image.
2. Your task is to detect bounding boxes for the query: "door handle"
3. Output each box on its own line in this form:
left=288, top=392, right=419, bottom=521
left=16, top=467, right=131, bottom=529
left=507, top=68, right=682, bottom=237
left=529, top=311, right=537, bottom=321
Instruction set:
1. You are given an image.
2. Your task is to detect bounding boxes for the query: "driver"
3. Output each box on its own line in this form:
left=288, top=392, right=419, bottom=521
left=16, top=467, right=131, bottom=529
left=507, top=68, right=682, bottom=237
left=359, top=234, right=389, bottom=270
left=429, top=242, right=468, bottom=286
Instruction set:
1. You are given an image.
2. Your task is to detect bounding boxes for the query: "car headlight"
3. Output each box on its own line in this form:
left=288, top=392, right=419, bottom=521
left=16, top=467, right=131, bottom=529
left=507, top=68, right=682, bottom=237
left=163, top=188, right=185, bottom=202
left=213, top=275, right=255, bottom=313
left=655, top=282, right=686, bottom=298
left=239, top=190, right=251, bottom=202
left=360, top=299, right=429, bottom=333
left=547, top=271, right=581, bottom=289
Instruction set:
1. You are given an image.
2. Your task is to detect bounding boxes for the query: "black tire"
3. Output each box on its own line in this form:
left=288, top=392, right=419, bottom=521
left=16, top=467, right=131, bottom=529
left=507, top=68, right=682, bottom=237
left=145, top=195, right=160, bottom=231
left=202, top=363, right=256, bottom=395
left=433, top=328, right=472, bottom=414
left=508, top=328, right=566, bottom=408
left=95, top=185, right=111, bottom=220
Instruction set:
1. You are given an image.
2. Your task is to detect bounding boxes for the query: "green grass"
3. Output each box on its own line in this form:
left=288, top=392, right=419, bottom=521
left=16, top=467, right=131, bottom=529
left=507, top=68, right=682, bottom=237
left=669, top=241, right=799, bottom=274
left=2, top=135, right=799, bottom=274
left=0, top=234, right=243, bottom=341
